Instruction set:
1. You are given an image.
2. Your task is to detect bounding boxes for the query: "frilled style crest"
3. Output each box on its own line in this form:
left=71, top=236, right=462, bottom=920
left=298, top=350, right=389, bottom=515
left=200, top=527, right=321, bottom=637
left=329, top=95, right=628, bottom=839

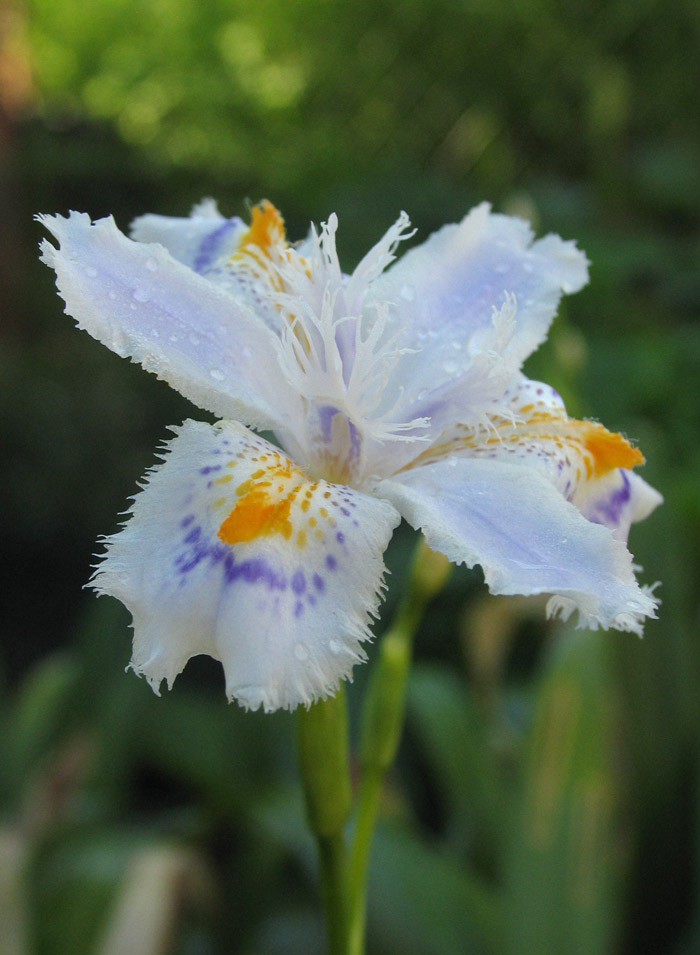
left=39, top=200, right=661, bottom=711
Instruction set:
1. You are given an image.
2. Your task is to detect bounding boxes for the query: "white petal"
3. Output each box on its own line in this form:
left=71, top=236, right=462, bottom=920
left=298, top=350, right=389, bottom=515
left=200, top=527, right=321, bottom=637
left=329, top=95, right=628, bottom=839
left=93, top=419, right=400, bottom=712
left=38, top=212, right=293, bottom=431
left=130, top=201, right=247, bottom=273
left=376, top=456, right=658, bottom=634
left=131, top=201, right=289, bottom=332
left=399, top=375, right=661, bottom=544
left=372, top=203, right=589, bottom=416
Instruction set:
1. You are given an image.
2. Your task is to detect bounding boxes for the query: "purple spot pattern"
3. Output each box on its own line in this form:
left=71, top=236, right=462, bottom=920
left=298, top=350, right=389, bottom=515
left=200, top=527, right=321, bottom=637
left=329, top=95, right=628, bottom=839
left=166, top=423, right=382, bottom=625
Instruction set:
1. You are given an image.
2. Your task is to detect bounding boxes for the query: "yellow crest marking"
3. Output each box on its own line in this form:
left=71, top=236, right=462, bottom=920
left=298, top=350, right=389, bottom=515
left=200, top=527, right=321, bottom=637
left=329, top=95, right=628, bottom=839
left=216, top=455, right=333, bottom=550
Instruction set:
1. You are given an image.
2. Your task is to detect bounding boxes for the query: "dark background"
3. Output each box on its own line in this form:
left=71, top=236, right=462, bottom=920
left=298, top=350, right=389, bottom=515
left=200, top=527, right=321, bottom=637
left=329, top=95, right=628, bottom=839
left=1, top=1, right=698, bottom=952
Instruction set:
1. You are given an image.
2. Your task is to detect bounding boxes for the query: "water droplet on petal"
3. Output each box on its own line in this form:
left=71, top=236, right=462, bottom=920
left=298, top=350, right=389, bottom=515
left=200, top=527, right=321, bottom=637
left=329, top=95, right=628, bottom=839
left=495, top=261, right=510, bottom=274
left=400, top=284, right=415, bottom=301
left=85, top=266, right=97, bottom=278
left=189, top=333, right=200, bottom=346
left=443, top=359, right=459, bottom=375
left=329, top=639, right=342, bottom=655
left=523, top=261, right=534, bottom=273
left=145, top=257, right=158, bottom=272
left=294, top=642, right=309, bottom=661
left=132, top=287, right=149, bottom=303
left=209, top=369, right=225, bottom=381
left=108, top=290, right=117, bottom=300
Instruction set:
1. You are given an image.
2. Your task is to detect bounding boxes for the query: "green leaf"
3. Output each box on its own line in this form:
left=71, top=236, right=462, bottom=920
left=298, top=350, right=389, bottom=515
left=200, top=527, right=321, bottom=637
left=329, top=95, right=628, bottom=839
left=30, top=831, right=136, bottom=955
left=1, top=654, right=80, bottom=802
left=503, top=630, right=627, bottom=955
left=367, top=821, right=501, bottom=955
left=408, top=663, right=509, bottom=857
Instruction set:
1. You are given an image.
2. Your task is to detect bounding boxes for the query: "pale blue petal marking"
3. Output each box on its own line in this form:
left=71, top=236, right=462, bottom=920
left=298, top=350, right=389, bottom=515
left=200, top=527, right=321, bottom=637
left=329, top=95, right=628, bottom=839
left=376, top=455, right=658, bottom=632
left=38, top=212, right=292, bottom=431
left=372, top=203, right=589, bottom=424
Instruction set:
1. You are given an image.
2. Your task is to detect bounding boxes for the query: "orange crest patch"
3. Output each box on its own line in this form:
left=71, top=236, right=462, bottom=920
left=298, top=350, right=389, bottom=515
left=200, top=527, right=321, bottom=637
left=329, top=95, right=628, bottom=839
left=236, top=200, right=286, bottom=259
left=579, top=420, right=644, bottom=478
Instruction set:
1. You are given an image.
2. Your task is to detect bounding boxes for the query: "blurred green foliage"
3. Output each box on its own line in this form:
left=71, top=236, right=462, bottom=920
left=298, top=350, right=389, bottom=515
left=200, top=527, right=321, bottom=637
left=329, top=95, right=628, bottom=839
left=1, top=0, right=699, bottom=952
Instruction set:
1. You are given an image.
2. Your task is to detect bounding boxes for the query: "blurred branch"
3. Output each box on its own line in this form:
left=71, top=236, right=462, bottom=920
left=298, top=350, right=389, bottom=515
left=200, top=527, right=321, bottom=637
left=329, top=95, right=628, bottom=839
left=96, top=844, right=213, bottom=955
left=0, top=827, right=29, bottom=955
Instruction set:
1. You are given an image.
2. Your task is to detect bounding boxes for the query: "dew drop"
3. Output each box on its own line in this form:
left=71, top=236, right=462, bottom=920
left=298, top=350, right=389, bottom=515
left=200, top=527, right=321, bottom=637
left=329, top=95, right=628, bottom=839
left=294, top=642, right=309, bottom=661
left=329, top=639, right=342, bottom=655
left=145, top=257, right=158, bottom=272
left=523, top=261, right=534, bottom=273
left=209, top=368, right=225, bottom=381
left=85, top=266, right=97, bottom=278
left=169, top=334, right=179, bottom=342
left=189, top=333, right=200, bottom=346
left=495, top=261, right=510, bottom=274
left=443, top=359, right=459, bottom=375
left=132, top=287, right=150, bottom=303
left=400, top=284, right=415, bottom=301
left=108, top=290, right=117, bottom=300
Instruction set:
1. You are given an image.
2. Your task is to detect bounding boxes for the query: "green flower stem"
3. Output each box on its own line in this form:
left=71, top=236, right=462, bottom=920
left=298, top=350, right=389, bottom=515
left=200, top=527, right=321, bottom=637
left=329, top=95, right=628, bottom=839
left=297, top=686, right=352, bottom=954
left=347, top=542, right=451, bottom=955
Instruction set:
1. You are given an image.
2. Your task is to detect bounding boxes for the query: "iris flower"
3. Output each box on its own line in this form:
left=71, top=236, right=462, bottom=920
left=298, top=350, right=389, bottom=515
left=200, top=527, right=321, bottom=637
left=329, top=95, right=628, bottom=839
left=39, top=200, right=661, bottom=711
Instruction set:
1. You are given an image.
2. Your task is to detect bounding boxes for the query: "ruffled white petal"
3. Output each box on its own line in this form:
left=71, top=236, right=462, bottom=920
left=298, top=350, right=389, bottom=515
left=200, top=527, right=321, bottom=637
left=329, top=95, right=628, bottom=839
left=375, top=456, right=658, bottom=634
left=130, top=199, right=247, bottom=273
left=399, top=375, right=661, bottom=541
left=92, top=419, right=400, bottom=712
left=372, top=202, right=589, bottom=424
left=38, top=212, right=294, bottom=432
